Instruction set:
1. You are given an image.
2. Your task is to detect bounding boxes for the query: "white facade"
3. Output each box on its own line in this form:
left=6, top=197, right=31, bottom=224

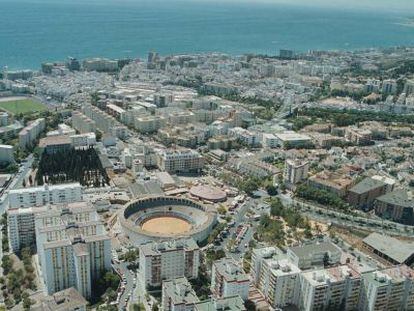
left=228, top=127, right=259, bottom=146
left=8, top=183, right=82, bottom=208
left=7, top=206, right=45, bottom=252
left=261, top=133, right=278, bottom=148
left=135, top=115, right=166, bottom=133
left=158, top=149, right=204, bottom=173
left=18, top=118, right=46, bottom=150
left=71, top=111, right=96, bottom=134
left=284, top=159, right=309, bottom=185
left=139, top=239, right=200, bottom=288
left=298, top=265, right=361, bottom=311
left=259, top=258, right=301, bottom=309
left=70, top=132, right=96, bottom=149
left=0, top=144, right=14, bottom=164
left=162, top=277, right=199, bottom=311
left=359, top=266, right=414, bottom=311
left=211, top=258, right=250, bottom=301
left=36, top=202, right=111, bottom=299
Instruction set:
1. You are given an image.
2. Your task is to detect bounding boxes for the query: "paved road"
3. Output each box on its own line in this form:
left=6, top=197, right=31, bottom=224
left=113, top=261, right=136, bottom=310
left=10, top=154, right=34, bottom=190
left=293, top=198, right=414, bottom=237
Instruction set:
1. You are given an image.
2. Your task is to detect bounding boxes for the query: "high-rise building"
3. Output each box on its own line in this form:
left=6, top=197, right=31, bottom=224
left=251, top=247, right=280, bottom=286
left=211, top=258, right=250, bottom=301
left=382, top=79, right=397, bottom=94
left=36, top=202, right=111, bottom=299
left=298, top=265, right=361, bottom=311
left=287, top=242, right=342, bottom=270
left=82, top=58, right=118, bottom=72
left=71, top=111, right=96, bottom=134
left=66, top=57, right=81, bottom=71
left=404, top=79, right=414, bottom=95
left=8, top=183, right=82, bottom=208
left=284, top=159, right=309, bottom=185
left=7, top=205, right=48, bottom=252
left=139, top=239, right=200, bottom=288
left=162, top=277, right=200, bottom=311
left=0, top=144, right=14, bottom=164
left=359, top=265, right=414, bottom=311
left=258, top=258, right=301, bottom=309
left=18, top=118, right=46, bottom=150
left=158, top=149, right=204, bottom=173
left=134, top=115, right=166, bottom=133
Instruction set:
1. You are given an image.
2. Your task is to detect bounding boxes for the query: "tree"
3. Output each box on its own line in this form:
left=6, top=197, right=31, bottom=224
left=245, top=300, right=256, bottom=311
left=265, top=184, right=277, bottom=196
left=123, top=249, right=139, bottom=262
left=22, top=291, right=34, bottom=311
left=323, top=252, right=330, bottom=267
left=102, top=288, right=117, bottom=303
left=1, top=255, right=12, bottom=275
left=95, top=130, right=103, bottom=142
left=131, top=304, right=145, bottom=311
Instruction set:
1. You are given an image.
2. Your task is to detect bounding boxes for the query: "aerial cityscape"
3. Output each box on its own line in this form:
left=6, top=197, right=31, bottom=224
left=1, top=1, right=414, bottom=311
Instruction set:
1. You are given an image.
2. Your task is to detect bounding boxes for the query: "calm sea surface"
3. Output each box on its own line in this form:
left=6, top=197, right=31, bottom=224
left=0, top=0, right=413, bottom=69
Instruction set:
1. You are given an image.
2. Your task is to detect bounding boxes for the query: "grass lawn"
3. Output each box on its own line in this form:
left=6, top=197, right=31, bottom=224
left=0, top=99, right=47, bottom=114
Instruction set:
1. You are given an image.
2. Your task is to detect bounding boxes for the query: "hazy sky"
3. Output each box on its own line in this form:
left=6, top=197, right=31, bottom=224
left=206, top=0, right=414, bottom=13
left=3, top=0, right=414, bottom=14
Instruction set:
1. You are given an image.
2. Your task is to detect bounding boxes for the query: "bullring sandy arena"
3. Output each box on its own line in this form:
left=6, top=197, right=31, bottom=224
left=120, top=196, right=217, bottom=245
left=141, top=216, right=192, bottom=235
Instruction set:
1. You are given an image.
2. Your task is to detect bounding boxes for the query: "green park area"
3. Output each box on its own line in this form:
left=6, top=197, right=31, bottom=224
left=0, top=98, right=47, bottom=115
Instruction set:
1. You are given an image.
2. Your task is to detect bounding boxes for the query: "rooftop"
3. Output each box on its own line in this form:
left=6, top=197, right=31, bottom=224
left=162, top=277, right=199, bottom=306
left=30, top=287, right=87, bottom=311
left=139, top=238, right=199, bottom=257
left=213, top=258, right=249, bottom=283
left=349, top=177, right=385, bottom=194
left=288, top=241, right=341, bottom=259
left=376, top=189, right=414, bottom=208
left=363, top=233, right=414, bottom=264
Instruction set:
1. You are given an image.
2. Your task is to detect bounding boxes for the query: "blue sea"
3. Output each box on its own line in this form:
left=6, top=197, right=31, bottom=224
left=0, top=0, right=413, bottom=70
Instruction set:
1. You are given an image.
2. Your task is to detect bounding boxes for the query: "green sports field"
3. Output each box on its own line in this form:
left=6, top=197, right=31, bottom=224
left=0, top=99, right=47, bottom=114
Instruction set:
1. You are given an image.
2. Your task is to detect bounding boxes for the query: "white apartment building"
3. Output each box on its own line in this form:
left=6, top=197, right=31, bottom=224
left=382, top=79, right=397, bottom=94
left=0, top=112, right=9, bottom=127
left=82, top=58, right=118, bottom=72
left=70, top=132, right=97, bottom=149
left=82, top=104, right=117, bottom=134
left=258, top=258, right=301, bottom=309
left=7, top=205, right=48, bottom=252
left=158, top=149, right=204, bottom=173
left=161, top=277, right=200, bottom=311
left=287, top=242, right=342, bottom=270
left=404, top=79, right=414, bottom=95
left=30, top=287, right=87, bottom=311
left=359, top=265, right=414, bottom=311
left=134, top=115, right=166, bottom=133
left=261, top=133, right=278, bottom=148
left=298, top=265, right=361, bottom=311
left=284, top=159, right=309, bottom=185
left=18, top=118, right=46, bottom=150
left=251, top=247, right=280, bottom=286
left=71, top=111, right=96, bottom=134
left=211, top=258, right=250, bottom=301
left=228, top=127, right=259, bottom=147
left=0, top=144, right=14, bottom=164
left=139, top=239, right=200, bottom=288
left=47, top=124, right=76, bottom=137
left=8, top=183, right=82, bottom=208
left=36, top=202, right=111, bottom=299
